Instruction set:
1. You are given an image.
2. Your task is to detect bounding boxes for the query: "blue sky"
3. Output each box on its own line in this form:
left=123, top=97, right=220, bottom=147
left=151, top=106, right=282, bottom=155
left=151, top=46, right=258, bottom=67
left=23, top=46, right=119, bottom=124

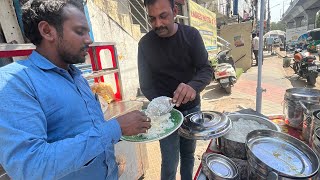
left=269, top=0, right=292, bottom=22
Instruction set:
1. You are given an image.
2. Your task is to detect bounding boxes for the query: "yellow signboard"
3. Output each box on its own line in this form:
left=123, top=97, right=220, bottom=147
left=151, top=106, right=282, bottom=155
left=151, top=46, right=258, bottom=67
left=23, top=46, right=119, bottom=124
left=189, top=0, right=217, bottom=53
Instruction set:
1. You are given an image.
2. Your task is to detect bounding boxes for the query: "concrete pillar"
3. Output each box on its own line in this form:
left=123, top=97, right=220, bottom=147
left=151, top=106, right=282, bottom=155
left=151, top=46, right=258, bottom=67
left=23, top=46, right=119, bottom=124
left=287, top=20, right=295, bottom=29
left=306, top=8, right=320, bottom=30
left=294, top=16, right=304, bottom=28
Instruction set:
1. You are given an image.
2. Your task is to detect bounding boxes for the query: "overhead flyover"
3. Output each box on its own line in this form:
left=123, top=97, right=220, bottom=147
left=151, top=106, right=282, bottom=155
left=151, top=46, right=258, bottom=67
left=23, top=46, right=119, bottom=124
left=281, top=0, right=320, bottom=30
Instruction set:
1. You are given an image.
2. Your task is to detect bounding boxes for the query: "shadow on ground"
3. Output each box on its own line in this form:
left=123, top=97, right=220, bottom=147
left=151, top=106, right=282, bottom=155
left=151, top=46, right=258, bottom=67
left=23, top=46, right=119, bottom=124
left=285, top=76, right=317, bottom=88
left=283, top=68, right=317, bottom=88
left=202, top=82, right=231, bottom=100
left=201, top=97, right=255, bottom=112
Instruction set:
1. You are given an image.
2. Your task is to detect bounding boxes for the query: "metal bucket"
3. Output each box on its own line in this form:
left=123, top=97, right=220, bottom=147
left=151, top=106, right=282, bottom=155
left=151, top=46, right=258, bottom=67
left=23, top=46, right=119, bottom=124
left=312, top=128, right=320, bottom=180
left=246, top=130, right=319, bottom=180
left=311, top=110, right=320, bottom=145
left=311, top=128, right=320, bottom=156
left=300, top=102, right=320, bottom=144
left=284, top=88, right=320, bottom=130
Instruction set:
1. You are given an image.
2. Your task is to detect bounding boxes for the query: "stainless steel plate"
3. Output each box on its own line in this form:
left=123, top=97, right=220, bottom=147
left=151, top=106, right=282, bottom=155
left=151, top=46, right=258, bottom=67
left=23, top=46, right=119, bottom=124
left=246, top=130, right=319, bottom=178
left=202, top=153, right=239, bottom=179
left=178, top=111, right=232, bottom=140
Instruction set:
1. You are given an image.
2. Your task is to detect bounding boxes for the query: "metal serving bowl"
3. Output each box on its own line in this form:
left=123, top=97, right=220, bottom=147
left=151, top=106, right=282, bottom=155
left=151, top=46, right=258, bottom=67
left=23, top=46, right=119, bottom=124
left=201, top=153, right=239, bottom=180
left=246, top=129, right=319, bottom=179
left=217, top=113, right=281, bottom=160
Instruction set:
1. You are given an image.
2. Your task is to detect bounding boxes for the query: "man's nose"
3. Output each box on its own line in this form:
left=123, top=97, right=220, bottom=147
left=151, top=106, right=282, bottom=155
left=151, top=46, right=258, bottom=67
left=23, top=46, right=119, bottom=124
left=85, top=33, right=93, bottom=45
left=154, top=18, right=162, bottom=28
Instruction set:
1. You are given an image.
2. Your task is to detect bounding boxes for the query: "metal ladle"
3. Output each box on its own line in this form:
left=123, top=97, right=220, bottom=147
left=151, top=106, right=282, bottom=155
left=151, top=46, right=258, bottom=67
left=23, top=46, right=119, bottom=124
left=146, top=96, right=175, bottom=117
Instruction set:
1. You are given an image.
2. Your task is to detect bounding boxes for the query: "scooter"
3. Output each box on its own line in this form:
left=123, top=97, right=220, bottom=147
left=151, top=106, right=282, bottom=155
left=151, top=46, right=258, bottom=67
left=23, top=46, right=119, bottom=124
left=291, top=49, right=319, bottom=86
left=213, top=50, right=237, bottom=94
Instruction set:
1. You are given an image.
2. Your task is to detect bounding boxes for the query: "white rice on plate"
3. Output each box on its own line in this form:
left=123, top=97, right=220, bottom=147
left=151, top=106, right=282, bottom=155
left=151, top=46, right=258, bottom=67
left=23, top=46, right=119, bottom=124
left=140, top=96, right=176, bottom=139
left=140, top=113, right=174, bottom=139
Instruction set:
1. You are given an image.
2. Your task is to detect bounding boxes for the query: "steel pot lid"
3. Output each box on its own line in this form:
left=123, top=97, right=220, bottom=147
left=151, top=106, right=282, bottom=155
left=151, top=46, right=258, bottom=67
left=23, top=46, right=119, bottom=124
left=313, top=128, right=320, bottom=154
left=178, top=111, right=232, bottom=140
left=202, top=153, right=239, bottom=180
left=314, top=110, right=320, bottom=120
left=314, top=127, right=320, bottom=147
left=284, top=88, right=320, bottom=102
left=246, top=129, right=319, bottom=178
left=315, top=127, right=320, bottom=140
left=317, top=128, right=320, bottom=137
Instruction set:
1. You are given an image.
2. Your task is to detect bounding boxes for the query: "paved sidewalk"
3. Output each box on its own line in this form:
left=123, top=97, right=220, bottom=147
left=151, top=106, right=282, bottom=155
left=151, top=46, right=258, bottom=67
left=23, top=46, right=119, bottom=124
left=143, top=51, right=293, bottom=180
left=230, top=52, right=292, bottom=115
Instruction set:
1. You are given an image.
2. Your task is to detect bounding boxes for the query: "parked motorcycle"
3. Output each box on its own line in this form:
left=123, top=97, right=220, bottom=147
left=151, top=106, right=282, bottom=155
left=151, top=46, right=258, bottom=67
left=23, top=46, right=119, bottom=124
left=213, top=50, right=237, bottom=94
left=291, top=49, right=319, bottom=86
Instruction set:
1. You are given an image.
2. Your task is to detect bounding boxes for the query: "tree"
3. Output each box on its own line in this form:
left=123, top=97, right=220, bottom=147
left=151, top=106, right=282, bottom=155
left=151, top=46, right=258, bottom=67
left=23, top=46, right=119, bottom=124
left=270, top=21, right=286, bottom=31
left=316, top=11, right=320, bottom=28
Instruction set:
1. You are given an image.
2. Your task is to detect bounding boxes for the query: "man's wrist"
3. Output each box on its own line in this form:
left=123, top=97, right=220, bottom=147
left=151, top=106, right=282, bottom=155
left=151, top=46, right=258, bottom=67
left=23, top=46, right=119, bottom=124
left=99, top=119, right=122, bottom=146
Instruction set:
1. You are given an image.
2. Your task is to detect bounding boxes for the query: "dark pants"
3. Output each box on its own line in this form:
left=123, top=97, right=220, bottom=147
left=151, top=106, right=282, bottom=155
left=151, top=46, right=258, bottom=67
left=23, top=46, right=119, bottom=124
left=268, top=44, right=273, bottom=52
left=160, top=105, right=200, bottom=180
left=253, top=50, right=259, bottom=65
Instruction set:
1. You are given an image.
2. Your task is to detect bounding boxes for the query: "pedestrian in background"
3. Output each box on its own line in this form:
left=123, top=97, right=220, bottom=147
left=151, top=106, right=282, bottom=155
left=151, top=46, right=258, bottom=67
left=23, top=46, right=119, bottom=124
left=253, top=32, right=260, bottom=66
left=266, top=36, right=274, bottom=54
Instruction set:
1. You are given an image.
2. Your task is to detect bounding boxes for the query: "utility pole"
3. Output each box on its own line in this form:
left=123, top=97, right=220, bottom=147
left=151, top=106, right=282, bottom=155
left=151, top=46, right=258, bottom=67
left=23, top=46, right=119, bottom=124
left=255, top=0, right=258, bottom=21
left=267, top=0, right=270, bottom=32
left=256, top=0, right=266, bottom=113
left=283, top=0, right=285, bottom=18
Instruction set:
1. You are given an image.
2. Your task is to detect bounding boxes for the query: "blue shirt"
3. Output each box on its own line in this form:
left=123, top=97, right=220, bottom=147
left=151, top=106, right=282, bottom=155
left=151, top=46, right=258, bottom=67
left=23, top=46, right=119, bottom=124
left=266, top=37, right=274, bottom=45
left=0, top=51, right=121, bottom=180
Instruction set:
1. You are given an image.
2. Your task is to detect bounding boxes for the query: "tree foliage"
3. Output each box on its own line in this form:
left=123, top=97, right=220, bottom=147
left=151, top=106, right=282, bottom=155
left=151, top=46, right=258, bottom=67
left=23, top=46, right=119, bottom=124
left=316, top=11, right=320, bottom=28
left=270, top=21, right=286, bottom=31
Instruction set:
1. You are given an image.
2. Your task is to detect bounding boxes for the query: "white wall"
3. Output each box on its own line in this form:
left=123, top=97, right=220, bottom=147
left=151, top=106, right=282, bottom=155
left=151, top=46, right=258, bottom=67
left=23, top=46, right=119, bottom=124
left=87, top=0, right=140, bottom=100
left=238, top=0, right=251, bottom=19
left=217, top=0, right=227, bottom=15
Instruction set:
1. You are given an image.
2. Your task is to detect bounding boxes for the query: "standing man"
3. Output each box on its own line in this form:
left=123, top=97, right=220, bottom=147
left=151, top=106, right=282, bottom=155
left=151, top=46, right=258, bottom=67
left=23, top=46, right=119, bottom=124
left=0, top=0, right=151, bottom=179
left=266, top=36, right=274, bottom=53
left=253, top=32, right=260, bottom=66
left=138, top=0, right=213, bottom=179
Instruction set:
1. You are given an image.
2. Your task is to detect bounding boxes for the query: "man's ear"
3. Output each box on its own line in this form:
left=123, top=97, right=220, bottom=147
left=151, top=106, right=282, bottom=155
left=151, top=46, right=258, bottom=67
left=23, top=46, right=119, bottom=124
left=38, top=21, right=57, bottom=42
left=173, top=4, right=178, bottom=17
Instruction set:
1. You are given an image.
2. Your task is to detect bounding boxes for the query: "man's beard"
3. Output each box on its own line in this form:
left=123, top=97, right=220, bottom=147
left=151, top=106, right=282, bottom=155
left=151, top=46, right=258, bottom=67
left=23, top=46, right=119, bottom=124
left=58, top=50, right=85, bottom=65
left=57, top=39, right=87, bottom=65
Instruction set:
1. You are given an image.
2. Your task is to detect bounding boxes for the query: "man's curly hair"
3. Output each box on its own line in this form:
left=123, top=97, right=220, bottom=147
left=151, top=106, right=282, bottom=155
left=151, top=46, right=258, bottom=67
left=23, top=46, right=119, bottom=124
left=22, top=0, right=84, bottom=45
